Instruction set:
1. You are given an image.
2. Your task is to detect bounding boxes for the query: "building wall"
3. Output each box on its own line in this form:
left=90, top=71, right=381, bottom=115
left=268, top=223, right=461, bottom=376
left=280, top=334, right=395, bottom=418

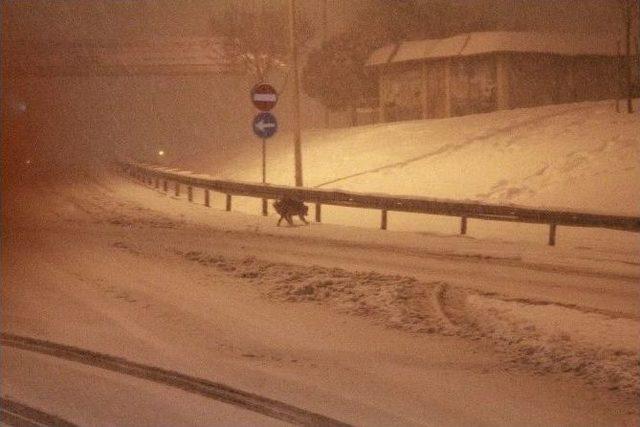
left=449, top=56, right=497, bottom=116
left=505, top=53, right=620, bottom=109
left=377, top=52, right=623, bottom=123
left=379, top=62, right=424, bottom=122
left=420, top=60, right=448, bottom=118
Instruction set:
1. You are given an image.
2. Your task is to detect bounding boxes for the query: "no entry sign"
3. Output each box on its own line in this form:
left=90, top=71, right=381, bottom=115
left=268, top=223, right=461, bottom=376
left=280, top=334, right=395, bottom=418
left=251, top=83, right=278, bottom=111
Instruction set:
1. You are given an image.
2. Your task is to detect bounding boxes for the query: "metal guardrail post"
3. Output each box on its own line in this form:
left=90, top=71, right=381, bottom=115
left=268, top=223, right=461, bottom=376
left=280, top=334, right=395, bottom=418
left=163, top=180, right=168, bottom=192
left=155, top=177, right=159, bottom=189
left=315, top=203, right=321, bottom=223
left=262, top=199, right=268, bottom=216
left=226, top=194, right=232, bottom=211
left=460, top=216, right=468, bottom=235
left=204, top=189, right=210, bottom=207
left=549, top=224, right=557, bottom=246
left=175, top=182, right=180, bottom=197
left=381, top=210, right=388, bottom=230
left=187, top=186, right=193, bottom=202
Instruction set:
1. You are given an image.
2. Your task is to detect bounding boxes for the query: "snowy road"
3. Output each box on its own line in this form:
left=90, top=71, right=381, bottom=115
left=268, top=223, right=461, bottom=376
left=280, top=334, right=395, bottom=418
left=2, top=167, right=638, bottom=426
left=2, top=334, right=342, bottom=426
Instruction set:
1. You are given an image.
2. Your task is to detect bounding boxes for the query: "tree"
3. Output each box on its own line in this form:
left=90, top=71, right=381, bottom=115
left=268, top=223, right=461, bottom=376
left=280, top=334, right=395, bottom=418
left=211, top=1, right=312, bottom=83
left=301, top=0, right=445, bottom=124
left=302, top=31, right=379, bottom=126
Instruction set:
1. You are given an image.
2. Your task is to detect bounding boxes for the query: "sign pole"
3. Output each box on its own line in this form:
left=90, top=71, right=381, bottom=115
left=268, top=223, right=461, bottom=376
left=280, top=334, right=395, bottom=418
left=262, top=138, right=267, bottom=216
left=262, top=138, right=266, bottom=184
left=250, top=83, right=278, bottom=217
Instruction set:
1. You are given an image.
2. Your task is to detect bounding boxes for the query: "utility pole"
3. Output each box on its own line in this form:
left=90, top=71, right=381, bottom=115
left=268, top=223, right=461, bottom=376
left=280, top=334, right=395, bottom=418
left=323, top=0, right=330, bottom=128
left=289, top=0, right=303, bottom=186
left=619, top=0, right=636, bottom=113
left=617, top=41, right=622, bottom=113
left=624, top=0, right=634, bottom=113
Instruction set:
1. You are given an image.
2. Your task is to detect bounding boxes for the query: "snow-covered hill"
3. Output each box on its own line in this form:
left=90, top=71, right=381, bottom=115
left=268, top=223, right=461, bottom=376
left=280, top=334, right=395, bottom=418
left=214, top=100, right=639, bottom=216
left=180, top=100, right=640, bottom=249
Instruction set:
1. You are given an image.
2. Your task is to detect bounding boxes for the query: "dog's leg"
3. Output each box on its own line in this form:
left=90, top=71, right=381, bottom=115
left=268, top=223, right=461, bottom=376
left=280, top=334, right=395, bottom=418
left=277, top=215, right=284, bottom=226
left=299, top=215, right=309, bottom=225
left=285, top=214, right=294, bottom=226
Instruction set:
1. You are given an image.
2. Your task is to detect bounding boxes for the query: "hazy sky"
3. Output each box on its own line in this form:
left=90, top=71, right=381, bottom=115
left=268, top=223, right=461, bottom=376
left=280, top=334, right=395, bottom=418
left=2, top=0, right=625, bottom=44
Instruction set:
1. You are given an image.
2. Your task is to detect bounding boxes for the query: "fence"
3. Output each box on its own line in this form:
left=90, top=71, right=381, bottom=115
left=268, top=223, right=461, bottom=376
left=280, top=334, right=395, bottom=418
left=121, top=160, right=640, bottom=246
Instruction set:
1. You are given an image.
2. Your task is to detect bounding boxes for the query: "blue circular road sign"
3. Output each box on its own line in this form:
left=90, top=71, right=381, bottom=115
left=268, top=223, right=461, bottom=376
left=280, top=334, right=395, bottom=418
left=252, top=112, right=278, bottom=139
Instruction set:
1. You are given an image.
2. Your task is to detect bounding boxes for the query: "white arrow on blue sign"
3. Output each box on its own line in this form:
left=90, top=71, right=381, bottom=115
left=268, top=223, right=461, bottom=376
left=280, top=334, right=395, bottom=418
left=252, top=112, right=278, bottom=139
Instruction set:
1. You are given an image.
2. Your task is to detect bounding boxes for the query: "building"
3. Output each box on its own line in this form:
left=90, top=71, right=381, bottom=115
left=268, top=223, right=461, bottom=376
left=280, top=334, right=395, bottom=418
left=367, top=31, right=635, bottom=122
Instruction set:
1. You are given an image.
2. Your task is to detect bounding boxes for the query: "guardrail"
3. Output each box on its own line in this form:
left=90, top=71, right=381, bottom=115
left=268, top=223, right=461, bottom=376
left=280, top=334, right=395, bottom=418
left=121, top=160, right=640, bottom=246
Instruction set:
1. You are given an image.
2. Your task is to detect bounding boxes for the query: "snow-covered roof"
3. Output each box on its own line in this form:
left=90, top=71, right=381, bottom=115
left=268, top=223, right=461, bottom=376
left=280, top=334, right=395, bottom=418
left=367, top=31, right=626, bottom=66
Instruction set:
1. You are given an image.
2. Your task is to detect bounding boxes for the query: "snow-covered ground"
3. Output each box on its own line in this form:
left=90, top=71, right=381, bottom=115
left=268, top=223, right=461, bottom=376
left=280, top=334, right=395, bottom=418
left=2, top=100, right=639, bottom=425
left=2, top=160, right=638, bottom=425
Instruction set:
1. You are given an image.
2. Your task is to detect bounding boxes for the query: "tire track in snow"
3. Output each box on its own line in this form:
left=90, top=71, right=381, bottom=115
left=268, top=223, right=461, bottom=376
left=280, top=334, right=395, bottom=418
left=1, top=333, right=351, bottom=427
left=176, top=249, right=639, bottom=399
left=0, top=398, right=78, bottom=427
left=432, top=286, right=640, bottom=399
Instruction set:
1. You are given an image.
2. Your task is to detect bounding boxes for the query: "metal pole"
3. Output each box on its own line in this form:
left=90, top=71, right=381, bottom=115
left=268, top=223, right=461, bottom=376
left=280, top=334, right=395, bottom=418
left=289, top=0, right=303, bottom=186
left=625, top=0, right=634, bottom=113
left=617, top=41, right=622, bottom=113
left=262, top=138, right=268, bottom=216
left=262, top=138, right=266, bottom=184
left=322, top=0, right=329, bottom=128
left=548, top=224, right=557, bottom=246
left=460, top=216, right=468, bottom=235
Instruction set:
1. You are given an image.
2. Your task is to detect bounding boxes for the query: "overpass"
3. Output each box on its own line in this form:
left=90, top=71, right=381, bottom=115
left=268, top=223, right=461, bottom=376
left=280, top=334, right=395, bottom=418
left=2, top=37, right=234, bottom=77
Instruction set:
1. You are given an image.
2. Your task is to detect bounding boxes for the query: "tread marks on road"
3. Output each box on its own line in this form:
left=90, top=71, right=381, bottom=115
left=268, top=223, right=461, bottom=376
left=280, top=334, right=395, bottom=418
left=1, top=333, right=351, bottom=427
left=0, top=397, right=78, bottom=427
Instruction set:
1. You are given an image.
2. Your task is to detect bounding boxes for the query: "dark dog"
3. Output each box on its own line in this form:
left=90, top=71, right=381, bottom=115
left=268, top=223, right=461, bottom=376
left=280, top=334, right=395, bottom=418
left=273, top=198, right=309, bottom=226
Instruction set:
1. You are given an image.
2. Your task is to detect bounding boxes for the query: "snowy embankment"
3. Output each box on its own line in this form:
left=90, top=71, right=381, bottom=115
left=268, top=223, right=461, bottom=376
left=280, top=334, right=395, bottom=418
left=217, top=100, right=639, bottom=214
left=185, top=100, right=640, bottom=250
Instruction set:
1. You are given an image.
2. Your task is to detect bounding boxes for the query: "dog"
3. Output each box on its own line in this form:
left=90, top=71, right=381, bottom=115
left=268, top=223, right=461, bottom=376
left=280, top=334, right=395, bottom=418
left=273, top=198, right=309, bottom=226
